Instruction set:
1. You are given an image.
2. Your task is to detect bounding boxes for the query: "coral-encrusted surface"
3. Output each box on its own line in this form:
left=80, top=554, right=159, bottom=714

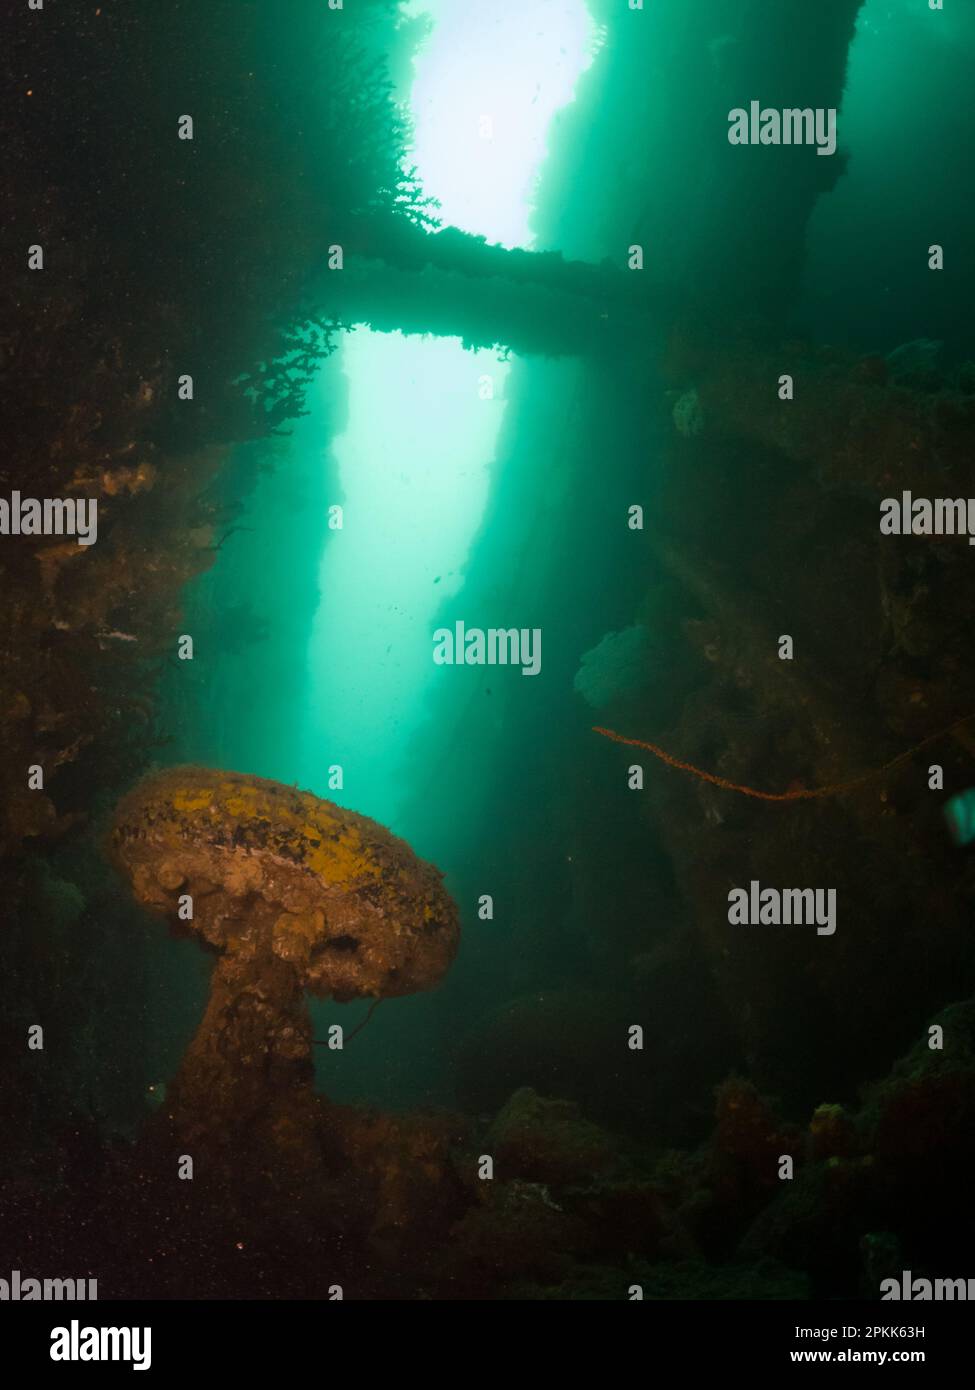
left=111, top=765, right=459, bottom=1001
left=109, top=766, right=459, bottom=1144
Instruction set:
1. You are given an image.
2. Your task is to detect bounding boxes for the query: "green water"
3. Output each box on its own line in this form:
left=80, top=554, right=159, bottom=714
left=154, top=0, right=975, bottom=1123
left=5, top=0, right=962, bottom=1304
left=164, top=0, right=606, bottom=1108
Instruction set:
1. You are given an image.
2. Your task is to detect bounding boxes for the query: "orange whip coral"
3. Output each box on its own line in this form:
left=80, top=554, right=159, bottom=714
left=593, top=713, right=975, bottom=803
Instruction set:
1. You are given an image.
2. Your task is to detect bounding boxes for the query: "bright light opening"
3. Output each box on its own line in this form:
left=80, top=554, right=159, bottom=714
left=304, top=0, right=597, bottom=825
left=403, top=0, right=597, bottom=247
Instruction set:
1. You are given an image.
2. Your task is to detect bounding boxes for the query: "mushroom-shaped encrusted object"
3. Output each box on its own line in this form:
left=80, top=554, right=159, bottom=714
left=110, top=766, right=459, bottom=1129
